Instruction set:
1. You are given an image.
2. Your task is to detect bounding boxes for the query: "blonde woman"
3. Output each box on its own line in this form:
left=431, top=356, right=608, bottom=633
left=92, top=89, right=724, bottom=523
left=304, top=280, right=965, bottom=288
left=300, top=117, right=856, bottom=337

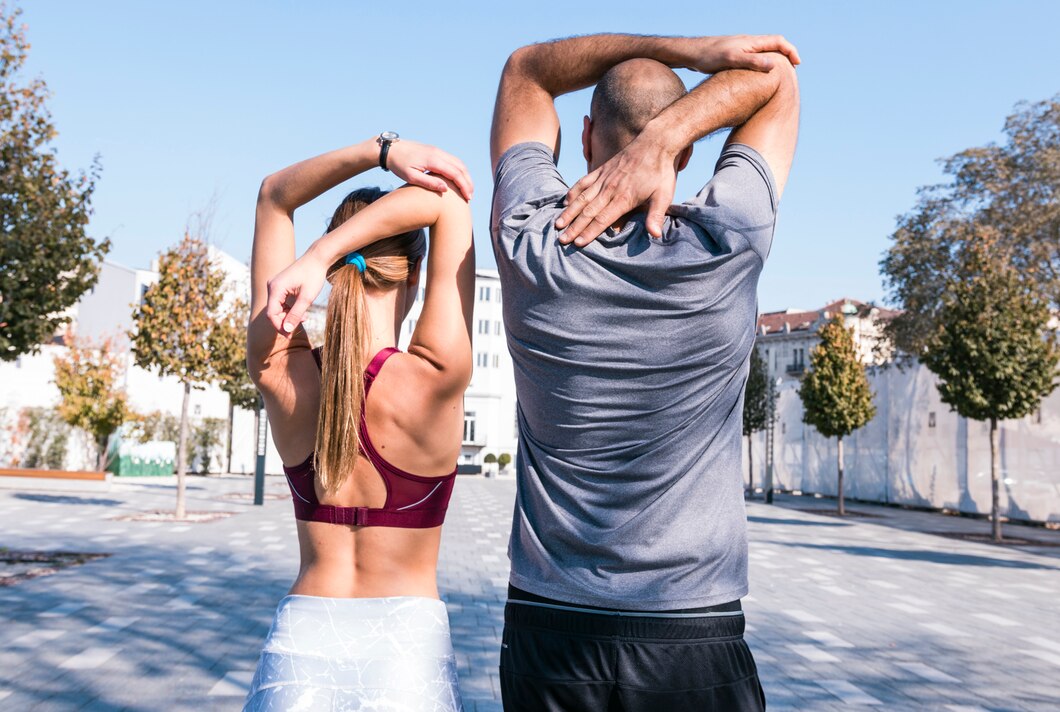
left=244, top=134, right=474, bottom=711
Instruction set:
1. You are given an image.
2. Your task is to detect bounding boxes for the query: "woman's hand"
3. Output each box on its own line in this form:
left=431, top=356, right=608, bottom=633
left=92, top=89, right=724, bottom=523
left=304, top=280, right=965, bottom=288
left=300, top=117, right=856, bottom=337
left=386, top=141, right=474, bottom=201
left=266, top=250, right=330, bottom=335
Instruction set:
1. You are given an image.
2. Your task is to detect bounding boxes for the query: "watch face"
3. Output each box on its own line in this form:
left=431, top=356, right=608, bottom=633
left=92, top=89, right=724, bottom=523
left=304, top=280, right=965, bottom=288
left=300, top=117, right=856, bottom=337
left=380, top=131, right=399, bottom=142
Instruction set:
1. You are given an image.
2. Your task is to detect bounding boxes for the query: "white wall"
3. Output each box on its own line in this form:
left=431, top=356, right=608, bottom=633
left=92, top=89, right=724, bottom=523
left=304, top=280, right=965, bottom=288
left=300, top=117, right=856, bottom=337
left=750, top=362, right=1060, bottom=523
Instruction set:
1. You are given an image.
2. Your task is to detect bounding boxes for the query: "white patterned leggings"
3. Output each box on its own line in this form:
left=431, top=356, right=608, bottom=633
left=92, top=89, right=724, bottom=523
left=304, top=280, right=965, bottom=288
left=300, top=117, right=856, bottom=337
left=243, top=594, right=462, bottom=711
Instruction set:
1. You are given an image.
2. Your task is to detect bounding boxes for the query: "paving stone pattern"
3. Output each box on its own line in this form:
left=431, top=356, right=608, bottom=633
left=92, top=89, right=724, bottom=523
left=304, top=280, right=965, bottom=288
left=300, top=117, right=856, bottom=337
left=0, top=475, right=1057, bottom=711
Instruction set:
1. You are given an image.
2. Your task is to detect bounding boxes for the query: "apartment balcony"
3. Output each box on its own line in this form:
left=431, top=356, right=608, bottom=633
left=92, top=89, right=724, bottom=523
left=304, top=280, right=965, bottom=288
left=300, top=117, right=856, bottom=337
left=785, top=363, right=805, bottom=375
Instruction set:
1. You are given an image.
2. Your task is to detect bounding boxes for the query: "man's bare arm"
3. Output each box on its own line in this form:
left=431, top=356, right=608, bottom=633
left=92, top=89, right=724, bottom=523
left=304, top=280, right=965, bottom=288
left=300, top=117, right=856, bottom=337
left=489, top=34, right=800, bottom=171
left=557, top=55, right=800, bottom=244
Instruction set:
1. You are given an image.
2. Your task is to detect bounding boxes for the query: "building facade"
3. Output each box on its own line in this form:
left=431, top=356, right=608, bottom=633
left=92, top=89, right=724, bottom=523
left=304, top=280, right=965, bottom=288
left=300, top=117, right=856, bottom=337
left=398, top=269, right=519, bottom=471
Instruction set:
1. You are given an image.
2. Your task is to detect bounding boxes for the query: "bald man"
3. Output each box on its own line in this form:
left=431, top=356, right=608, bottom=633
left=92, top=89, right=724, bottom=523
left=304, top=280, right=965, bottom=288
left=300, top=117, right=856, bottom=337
left=489, top=34, right=800, bottom=711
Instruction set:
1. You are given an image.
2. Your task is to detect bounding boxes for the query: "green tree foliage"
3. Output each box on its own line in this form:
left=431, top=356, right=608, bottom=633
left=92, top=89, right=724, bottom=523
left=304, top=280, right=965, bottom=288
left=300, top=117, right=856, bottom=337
left=191, top=417, right=226, bottom=474
left=212, top=297, right=257, bottom=472
left=18, top=406, right=68, bottom=469
left=128, top=410, right=181, bottom=444
left=483, top=453, right=497, bottom=464
left=742, top=346, right=770, bottom=492
left=0, top=3, right=107, bottom=361
left=52, top=331, right=129, bottom=470
left=798, top=318, right=876, bottom=515
left=922, top=241, right=1059, bottom=541
left=881, top=95, right=1060, bottom=355
left=497, top=452, right=512, bottom=470
left=130, top=235, right=227, bottom=518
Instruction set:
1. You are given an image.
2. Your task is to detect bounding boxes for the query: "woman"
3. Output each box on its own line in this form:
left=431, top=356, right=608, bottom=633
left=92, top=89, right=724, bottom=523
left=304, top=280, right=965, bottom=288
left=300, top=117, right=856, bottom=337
left=244, top=134, right=475, bottom=711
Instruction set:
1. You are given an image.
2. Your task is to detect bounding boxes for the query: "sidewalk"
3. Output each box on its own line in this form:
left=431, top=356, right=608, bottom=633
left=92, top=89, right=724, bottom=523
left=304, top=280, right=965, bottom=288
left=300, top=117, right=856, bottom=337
left=0, top=473, right=1056, bottom=710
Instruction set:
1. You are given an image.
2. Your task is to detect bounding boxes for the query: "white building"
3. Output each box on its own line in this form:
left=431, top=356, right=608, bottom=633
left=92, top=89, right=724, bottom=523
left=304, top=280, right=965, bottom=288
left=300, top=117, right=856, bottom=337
left=398, top=269, right=519, bottom=472
left=1, top=255, right=520, bottom=476
left=750, top=297, right=1060, bottom=523
left=755, top=298, right=898, bottom=382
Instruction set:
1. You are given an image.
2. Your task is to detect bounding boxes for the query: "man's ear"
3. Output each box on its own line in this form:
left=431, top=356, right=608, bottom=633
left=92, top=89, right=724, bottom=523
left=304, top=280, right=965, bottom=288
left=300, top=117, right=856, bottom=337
left=582, top=115, right=593, bottom=166
left=676, top=144, right=693, bottom=172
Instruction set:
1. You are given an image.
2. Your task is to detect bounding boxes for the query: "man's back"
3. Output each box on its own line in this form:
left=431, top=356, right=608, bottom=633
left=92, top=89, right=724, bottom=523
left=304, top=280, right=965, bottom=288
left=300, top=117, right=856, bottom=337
left=492, top=141, right=777, bottom=609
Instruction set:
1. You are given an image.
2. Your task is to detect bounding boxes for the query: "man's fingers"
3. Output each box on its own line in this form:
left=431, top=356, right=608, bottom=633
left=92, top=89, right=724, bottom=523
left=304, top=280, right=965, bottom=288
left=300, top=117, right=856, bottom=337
left=745, top=52, right=775, bottom=72
left=645, top=193, right=669, bottom=239
left=558, top=182, right=606, bottom=241
left=572, top=209, right=621, bottom=247
left=557, top=172, right=600, bottom=228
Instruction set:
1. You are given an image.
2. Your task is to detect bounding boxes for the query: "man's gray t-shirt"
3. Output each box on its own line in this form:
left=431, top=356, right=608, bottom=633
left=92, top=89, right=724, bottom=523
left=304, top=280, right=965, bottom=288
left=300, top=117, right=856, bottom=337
left=491, top=141, right=777, bottom=610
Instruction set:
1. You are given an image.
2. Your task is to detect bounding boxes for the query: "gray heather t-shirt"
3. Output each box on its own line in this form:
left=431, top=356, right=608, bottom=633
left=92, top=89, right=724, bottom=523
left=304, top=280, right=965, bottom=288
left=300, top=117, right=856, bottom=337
left=491, top=141, right=777, bottom=610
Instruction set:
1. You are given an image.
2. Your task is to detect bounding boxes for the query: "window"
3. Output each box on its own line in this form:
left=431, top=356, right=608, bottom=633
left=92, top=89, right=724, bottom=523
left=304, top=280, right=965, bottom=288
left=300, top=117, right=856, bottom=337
left=494, top=321, right=502, bottom=336
left=418, top=287, right=425, bottom=302
left=496, top=287, right=502, bottom=303
left=492, top=354, right=500, bottom=368
left=463, top=411, right=476, bottom=443
left=928, top=412, right=937, bottom=428
left=479, top=286, right=491, bottom=302
left=139, top=284, right=150, bottom=304
left=477, top=319, right=490, bottom=335
left=407, top=318, right=417, bottom=334
left=476, top=352, right=488, bottom=368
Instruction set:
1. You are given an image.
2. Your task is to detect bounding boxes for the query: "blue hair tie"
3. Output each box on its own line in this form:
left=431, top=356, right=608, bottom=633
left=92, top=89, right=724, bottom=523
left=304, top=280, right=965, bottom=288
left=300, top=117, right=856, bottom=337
left=344, top=252, right=367, bottom=273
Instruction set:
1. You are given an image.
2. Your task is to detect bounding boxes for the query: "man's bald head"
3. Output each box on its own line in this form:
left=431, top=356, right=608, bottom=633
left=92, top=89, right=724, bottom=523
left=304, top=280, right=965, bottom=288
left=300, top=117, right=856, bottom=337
left=588, top=58, right=687, bottom=159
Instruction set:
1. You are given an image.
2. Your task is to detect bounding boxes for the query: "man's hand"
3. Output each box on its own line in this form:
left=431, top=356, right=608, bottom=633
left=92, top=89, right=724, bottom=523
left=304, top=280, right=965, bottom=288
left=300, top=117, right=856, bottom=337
left=689, top=34, right=801, bottom=74
left=556, top=36, right=800, bottom=246
left=266, top=251, right=330, bottom=336
left=386, top=141, right=474, bottom=201
left=557, top=134, right=678, bottom=245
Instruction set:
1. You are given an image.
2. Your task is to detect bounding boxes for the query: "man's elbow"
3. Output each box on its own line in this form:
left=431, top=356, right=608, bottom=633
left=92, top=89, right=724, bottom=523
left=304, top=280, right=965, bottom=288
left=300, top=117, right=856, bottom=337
left=768, top=54, right=799, bottom=104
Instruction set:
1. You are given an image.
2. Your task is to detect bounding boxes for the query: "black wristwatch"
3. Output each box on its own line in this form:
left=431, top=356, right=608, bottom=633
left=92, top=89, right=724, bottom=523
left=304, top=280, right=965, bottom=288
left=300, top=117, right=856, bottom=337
left=377, top=131, right=399, bottom=171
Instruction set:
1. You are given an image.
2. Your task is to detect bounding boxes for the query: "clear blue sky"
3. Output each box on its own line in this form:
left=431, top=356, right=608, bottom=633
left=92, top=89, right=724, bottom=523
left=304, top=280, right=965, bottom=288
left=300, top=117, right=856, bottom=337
left=21, top=0, right=1060, bottom=312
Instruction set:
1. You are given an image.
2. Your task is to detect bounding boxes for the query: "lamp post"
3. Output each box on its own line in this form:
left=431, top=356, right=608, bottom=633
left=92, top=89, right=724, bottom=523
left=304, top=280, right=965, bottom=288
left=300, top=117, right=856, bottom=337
left=253, top=395, right=267, bottom=506
left=765, top=377, right=782, bottom=505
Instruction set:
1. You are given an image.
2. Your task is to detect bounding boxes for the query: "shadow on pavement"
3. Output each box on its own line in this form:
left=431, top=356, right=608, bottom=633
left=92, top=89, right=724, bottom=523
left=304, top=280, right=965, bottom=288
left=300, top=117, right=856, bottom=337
left=748, top=515, right=851, bottom=527
left=780, top=542, right=1058, bottom=570
left=13, top=493, right=126, bottom=507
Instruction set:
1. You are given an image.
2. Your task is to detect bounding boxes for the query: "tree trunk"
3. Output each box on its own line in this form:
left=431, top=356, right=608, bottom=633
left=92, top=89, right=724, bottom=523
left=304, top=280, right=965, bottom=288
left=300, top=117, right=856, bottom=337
left=837, top=436, right=845, bottom=516
left=747, top=434, right=754, bottom=494
left=225, top=400, right=234, bottom=474
left=176, top=381, right=191, bottom=520
left=96, top=434, right=108, bottom=472
left=990, top=417, right=1002, bottom=542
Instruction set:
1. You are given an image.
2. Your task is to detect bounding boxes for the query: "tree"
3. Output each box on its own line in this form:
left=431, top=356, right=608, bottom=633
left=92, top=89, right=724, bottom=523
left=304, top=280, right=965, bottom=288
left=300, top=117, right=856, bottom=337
left=483, top=453, right=497, bottom=464
left=881, top=95, right=1060, bottom=355
left=52, top=331, right=129, bottom=470
left=211, top=297, right=257, bottom=472
left=922, top=241, right=1058, bottom=541
left=0, top=3, right=107, bottom=361
left=498, top=452, right=512, bottom=470
left=742, top=346, right=770, bottom=494
left=130, top=234, right=226, bottom=518
left=798, top=317, right=877, bottom=515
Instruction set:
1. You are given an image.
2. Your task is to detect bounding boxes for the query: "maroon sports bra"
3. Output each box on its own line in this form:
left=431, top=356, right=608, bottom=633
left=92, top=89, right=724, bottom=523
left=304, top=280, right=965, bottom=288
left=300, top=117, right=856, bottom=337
left=282, top=347, right=457, bottom=528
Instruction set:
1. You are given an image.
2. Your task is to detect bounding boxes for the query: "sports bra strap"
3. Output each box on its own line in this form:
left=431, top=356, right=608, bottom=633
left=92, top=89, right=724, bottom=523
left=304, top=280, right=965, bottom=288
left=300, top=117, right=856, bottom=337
left=364, top=347, right=401, bottom=394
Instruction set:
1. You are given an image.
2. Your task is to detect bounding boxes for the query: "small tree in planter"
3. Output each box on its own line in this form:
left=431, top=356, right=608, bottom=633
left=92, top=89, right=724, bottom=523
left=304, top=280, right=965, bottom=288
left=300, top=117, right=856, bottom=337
left=798, top=317, right=876, bottom=515
left=130, top=234, right=227, bottom=518
left=922, top=240, right=1058, bottom=542
left=53, top=332, right=130, bottom=470
left=497, top=452, right=512, bottom=471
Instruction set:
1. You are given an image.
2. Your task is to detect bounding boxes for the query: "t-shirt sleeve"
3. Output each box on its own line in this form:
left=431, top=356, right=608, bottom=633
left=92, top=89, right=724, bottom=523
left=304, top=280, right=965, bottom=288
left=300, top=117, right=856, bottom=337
left=672, top=143, right=778, bottom=262
left=491, top=142, right=569, bottom=232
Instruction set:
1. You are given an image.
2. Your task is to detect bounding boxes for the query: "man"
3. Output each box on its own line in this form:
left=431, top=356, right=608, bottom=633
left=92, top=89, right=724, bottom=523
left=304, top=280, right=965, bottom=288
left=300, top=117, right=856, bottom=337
left=490, top=33, right=800, bottom=710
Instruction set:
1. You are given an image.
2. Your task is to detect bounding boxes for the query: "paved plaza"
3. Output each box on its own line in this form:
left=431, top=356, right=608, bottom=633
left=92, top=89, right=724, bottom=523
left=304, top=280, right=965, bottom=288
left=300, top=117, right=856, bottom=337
left=0, top=474, right=1058, bottom=711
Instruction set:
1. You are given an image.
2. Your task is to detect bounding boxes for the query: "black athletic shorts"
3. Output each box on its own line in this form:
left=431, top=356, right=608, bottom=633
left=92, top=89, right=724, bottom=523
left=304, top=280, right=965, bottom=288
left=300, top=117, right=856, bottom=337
left=500, top=587, right=766, bottom=711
